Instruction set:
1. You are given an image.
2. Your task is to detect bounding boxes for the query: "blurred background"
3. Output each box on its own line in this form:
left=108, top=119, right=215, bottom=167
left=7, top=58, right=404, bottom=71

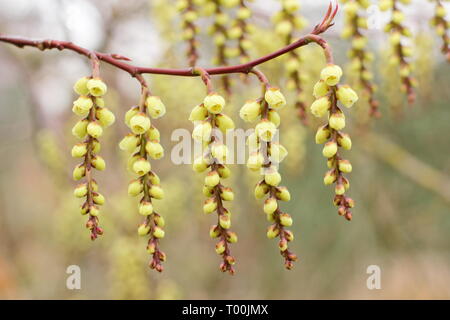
left=0, top=0, right=449, bottom=299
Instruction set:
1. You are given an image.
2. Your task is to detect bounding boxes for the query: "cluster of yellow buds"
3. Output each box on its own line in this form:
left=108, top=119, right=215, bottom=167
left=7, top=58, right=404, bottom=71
left=240, top=87, right=297, bottom=269
left=430, top=0, right=450, bottom=62
left=71, top=76, right=114, bottom=240
left=272, top=0, right=309, bottom=122
left=176, top=0, right=201, bottom=67
left=189, top=92, right=237, bottom=274
left=340, top=0, right=379, bottom=117
left=119, top=90, right=167, bottom=272
left=227, top=0, right=252, bottom=63
left=380, top=0, right=416, bottom=104
left=311, top=64, right=357, bottom=220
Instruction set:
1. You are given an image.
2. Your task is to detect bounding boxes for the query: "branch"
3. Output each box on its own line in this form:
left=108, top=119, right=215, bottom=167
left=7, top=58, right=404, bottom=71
left=0, top=3, right=337, bottom=81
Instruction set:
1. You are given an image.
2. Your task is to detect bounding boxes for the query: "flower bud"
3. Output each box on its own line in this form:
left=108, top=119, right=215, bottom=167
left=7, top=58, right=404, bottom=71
left=322, top=141, right=338, bottom=158
left=72, top=119, right=89, bottom=139
left=130, top=113, right=151, bottom=134
left=189, top=104, right=208, bottom=121
left=280, top=213, right=293, bottom=227
left=203, top=93, right=225, bottom=114
left=392, top=10, right=404, bottom=24
left=95, top=97, right=105, bottom=108
left=247, top=152, right=264, bottom=171
left=329, top=110, right=346, bottom=130
left=87, top=121, right=103, bottom=138
left=255, top=119, right=277, bottom=142
left=268, top=109, right=281, bottom=127
left=91, top=180, right=99, bottom=192
left=315, top=125, right=331, bottom=144
left=145, top=140, right=164, bottom=159
left=72, top=96, right=93, bottom=116
left=285, top=230, right=294, bottom=242
left=219, top=214, right=231, bottom=229
left=203, top=185, right=214, bottom=197
left=215, top=240, right=226, bottom=254
left=74, top=183, right=88, bottom=198
left=71, top=143, right=87, bottom=158
left=192, top=121, right=212, bottom=142
left=96, top=108, right=116, bottom=127
left=338, top=159, right=352, bottom=173
left=320, top=64, right=343, bottom=86
left=203, top=197, right=218, bottom=214
left=337, top=85, right=359, bottom=108
left=275, top=186, right=291, bottom=201
left=147, top=126, right=160, bottom=142
left=264, top=87, right=286, bottom=109
left=72, top=164, right=86, bottom=181
left=310, top=96, right=331, bottom=118
left=149, top=185, right=164, bottom=199
left=209, top=225, right=221, bottom=238
left=193, top=156, right=209, bottom=173
left=218, top=165, right=230, bottom=178
left=335, top=182, right=346, bottom=195
left=87, top=78, right=107, bottom=96
left=254, top=181, right=269, bottom=199
left=119, top=134, right=140, bottom=152
left=220, top=187, right=234, bottom=201
left=91, top=155, right=106, bottom=171
left=138, top=223, right=150, bottom=236
left=324, top=169, right=337, bottom=185
left=211, top=143, right=228, bottom=163
left=267, top=225, right=280, bottom=239
left=264, top=197, right=278, bottom=214
left=146, top=96, right=166, bottom=119
left=139, top=201, right=153, bottom=216
left=239, top=100, right=261, bottom=122
left=266, top=212, right=275, bottom=222
left=128, top=179, right=144, bottom=196
left=153, top=226, right=165, bottom=238
left=93, top=192, right=105, bottom=205
left=215, top=114, right=235, bottom=133
left=279, top=239, right=288, bottom=252
left=226, top=231, right=238, bottom=243
left=73, top=76, right=90, bottom=95
left=125, top=107, right=139, bottom=127
left=133, top=158, right=151, bottom=176
left=205, top=170, right=220, bottom=187
left=264, top=168, right=282, bottom=186
left=337, top=133, right=352, bottom=150
left=269, top=143, right=288, bottom=163
left=89, top=205, right=100, bottom=217
left=275, top=20, right=293, bottom=36
left=246, top=132, right=259, bottom=151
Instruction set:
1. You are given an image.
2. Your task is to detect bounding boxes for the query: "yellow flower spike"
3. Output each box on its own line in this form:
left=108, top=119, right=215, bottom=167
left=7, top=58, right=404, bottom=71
left=193, top=156, right=209, bottom=173
left=74, top=183, right=88, bottom=198
left=96, top=108, right=116, bottom=127
left=71, top=119, right=89, bottom=139
left=128, top=179, right=144, bottom=196
left=72, top=96, right=93, bottom=116
left=336, top=85, right=359, bottom=108
left=93, top=193, right=105, bottom=205
left=192, top=121, right=212, bottom=142
left=323, top=169, right=337, bottom=185
left=263, top=197, right=278, bottom=214
left=315, top=125, right=331, bottom=144
left=203, top=197, right=218, bottom=214
left=87, top=78, right=107, bottom=97
left=189, top=104, right=208, bottom=122
left=337, top=133, right=352, bottom=150
left=138, top=224, right=151, bottom=236
left=87, top=121, right=103, bottom=138
left=255, top=119, right=277, bottom=142
left=279, top=213, right=293, bottom=227
left=266, top=225, right=280, bottom=239
left=264, top=87, right=287, bottom=109
left=145, top=140, right=164, bottom=159
left=338, top=159, right=353, bottom=173
left=219, top=214, right=231, bottom=229
left=209, top=225, right=221, bottom=238
left=320, top=64, right=343, bottom=86
left=264, top=168, right=282, bottom=186
left=313, top=80, right=329, bottom=98
left=203, top=93, right=225, bottom=114
left=220, top=187, right=234, bottom=201
left=153, top=226, right=165, bottom=239
left=268, top=109, right=281, bottom=127
left=146, top=96, right=166, bottom=119
left=215, top=114, right=235, bottom=133
left=322, top=141, right=338, bottom=158
left=275, top=186, right=291, bottom=201
left=149, top=185, right=165, bottom=200
left=254, top=181, right=270, bottom=199
left=72, top=164, right=86, bottom=181
left=73, top=76, right=90, bottom=95
left=91, top=155, right=106, bottom=171
left=215, top=240, right=226, bottom=254
left=329, top=110, right=346, bottom=131
left=119, top=134, right=140, bottom=152
left=125, top=107, right=139, bottom=127
left=71, top=143, right=87, bottom=158
left=130, top=113, right=151, bottom=134
left=310, top=96, right=331, bottom=118
left=247, top=152, right=264, bottom=171
left=132, top=158, right=151, bottom=176
left=239, top=100, right=261, bottom=122
left=205, top=170, right=220, bottom=187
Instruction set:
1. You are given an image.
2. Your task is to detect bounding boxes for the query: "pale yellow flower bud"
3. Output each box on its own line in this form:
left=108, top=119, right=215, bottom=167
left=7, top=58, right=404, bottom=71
left=220, top=187, right=234, bottom=201
left=133, top=158, right=151, bottom=176
left=87, top=78, right=107, bottom=97
left=337, top=133, right=352, bottom=150
left=310, top=96, right=331, bottom=117
left=71, top=143, right=87, bottom=158
left=138, top=224, right=150, bottom=236
left=73, top=76, right=90, bottom=96
left=74, top=183, right=88, bottom=198
left=267, top=225, right=280, bottom=239
left=146, top=96, right=166, bottom=119
left=322, top=141, right=338, bottom=158
left=264, top=87, right=287, bottom=109
left=337, top=85, right=359, bottom=108
left=130, top=113, right=151, bottom=134
left=279, top=213, right=293, bottom=227
left=239, top=100, right=261, bottom=122
left=275, top=20, right=293, bottom=36
left=211, top=143, right=228, bottom=163
left=275, top=186, right=291, bottom=201
left=226, top=231, right=238, bottom=243
left=323, top=169, right=337, bottom=185
left=264, top=197, right=278, bottom=214
left=149, top=185, right=164, bottom=199
left=93, top=192, right=105, bottom=205
left=203, top=197, right=218, bottom=214
left=210, top=225, right=220, bottom=238
left=145, top=140, right=164, bottom=159
left=315, top=125, right=331, bottom=144
left=338, top=159, right=352, bottom=173
left=203, top=93, right=225, bottom=114
left=205, top=170, right=220, bottom=187
left=125, top=107, right=139, bottom=127
left=119, top=134, right=140, bottom=152
left=153, top=226, right=165, bottom=239
left=320, top=64, right=343, bottom=86
left=264, top=167, right=281, bottom=186
left=215, top=240, right=226, bottom=254
left=128, top=179, right=144, bottom=196
left=255, top=119, right=277, bottom=142
left=254, top=181, right=269, bottom=199
left=329, top=110, right=346, bottom=131
left=192, top=121, right=212, bottom=142
left=72, top=96, right=93, bottom=116
left=91, top=155, right=106, bottom=171
left=189, top=104, right=208, bottom=122
left=215, top=113, right=235, bottom=133
left=268, top=110, right=281, bottom=127
left=218, top=165, right=231, bottom=179
left=219, top=214, right=231, bottom=229
left=87, top=121, right=103, bottom=138
left=392, top=11, right=405, bottom=24
left=89, top=205, right=100, bottom=217
left=247, top=152, right=264, bottom=171
left=193, top=156, right=209, bottom=173
left=96, top=108, right=115, bottom=127
left=313, top=80, right=329, bottom=98
left=72, top=164, right=86, bottom=181
left=72, top=119, right=88, bottom=139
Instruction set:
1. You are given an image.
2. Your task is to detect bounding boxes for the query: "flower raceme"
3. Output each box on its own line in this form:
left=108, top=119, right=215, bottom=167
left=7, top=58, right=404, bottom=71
left=119, top=91, right=167, bottom=272
left=71, top=76, right=115, bottom=240
left=310, top=64, right=357, bottom=220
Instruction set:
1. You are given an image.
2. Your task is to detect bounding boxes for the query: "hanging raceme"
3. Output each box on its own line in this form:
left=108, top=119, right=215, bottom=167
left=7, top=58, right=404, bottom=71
left=190, top=68, right=237, bottom=274
left=71, top=57, right=115, bottom=240
left=240, top=69, right=297, bottom=269
left=430, top=0, right=450, bottom=62
left=273, top=0, right=309, bottom=123
left=177, top=0, right=201, bottom=67
left=228, top=0, right=252, bottom=63
left=119, top=85, right=167, bottom=272
left=311, top=63, right=357, bottom=221
left=341, top=0, right=379, bottom=117
left=380, top=0, right=416, bottom=104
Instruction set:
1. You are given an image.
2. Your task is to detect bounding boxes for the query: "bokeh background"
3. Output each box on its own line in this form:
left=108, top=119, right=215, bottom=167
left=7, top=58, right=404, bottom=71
left=0, top=0, right=449, bottom=299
